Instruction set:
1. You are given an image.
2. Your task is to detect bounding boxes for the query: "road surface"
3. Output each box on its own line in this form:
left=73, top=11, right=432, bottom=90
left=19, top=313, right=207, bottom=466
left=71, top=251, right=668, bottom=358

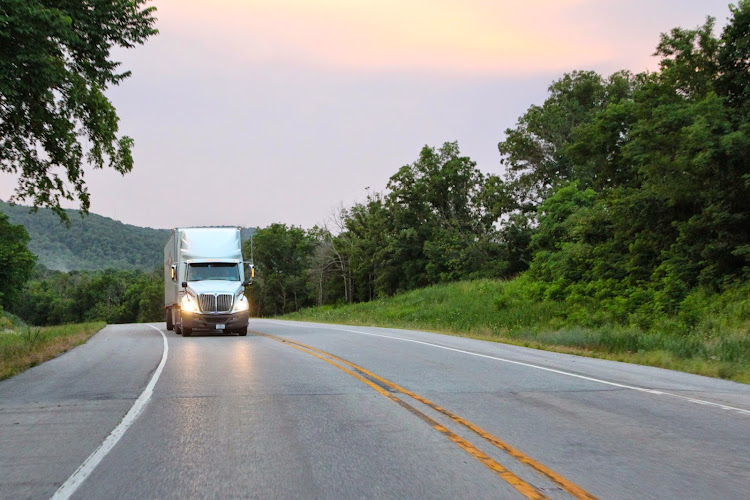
left=1, top=320, right=749, bottom=499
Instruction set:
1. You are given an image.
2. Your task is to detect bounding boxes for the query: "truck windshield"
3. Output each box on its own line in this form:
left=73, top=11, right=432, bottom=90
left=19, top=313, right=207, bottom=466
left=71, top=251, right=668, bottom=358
left=187, top=263, right=240, bottom=282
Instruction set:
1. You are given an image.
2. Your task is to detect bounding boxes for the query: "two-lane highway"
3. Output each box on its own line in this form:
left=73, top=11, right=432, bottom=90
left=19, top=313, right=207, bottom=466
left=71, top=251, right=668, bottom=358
left=1, top=320, right=748, bottom=499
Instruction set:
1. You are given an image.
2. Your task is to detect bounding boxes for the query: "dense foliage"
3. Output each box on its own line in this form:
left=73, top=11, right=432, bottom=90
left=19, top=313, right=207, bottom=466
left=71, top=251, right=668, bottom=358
left=249, top=3, right=750, bottom=323
left=246, top=224, right=316, bottom=316
left=515, top=7, right=750, bottom=321
left=12, top=266, right=162, bottom=326
left=0, top=0, right=157, bottom=219
left=0, top=199, right=169, bottom=271
left=0, top=213, right=36, bottom=310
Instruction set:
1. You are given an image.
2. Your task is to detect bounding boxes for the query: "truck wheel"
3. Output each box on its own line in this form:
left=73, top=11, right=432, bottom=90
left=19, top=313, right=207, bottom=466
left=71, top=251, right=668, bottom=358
left=238, top=327, right=248, bottom=336
left=183, top=326, right=192, bottom=337
left=166, top=307, right=174, bottom=331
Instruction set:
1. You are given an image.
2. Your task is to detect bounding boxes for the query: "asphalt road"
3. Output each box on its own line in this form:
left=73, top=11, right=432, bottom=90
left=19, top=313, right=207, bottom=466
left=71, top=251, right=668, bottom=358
left=1, top=320, right=749, bottom=499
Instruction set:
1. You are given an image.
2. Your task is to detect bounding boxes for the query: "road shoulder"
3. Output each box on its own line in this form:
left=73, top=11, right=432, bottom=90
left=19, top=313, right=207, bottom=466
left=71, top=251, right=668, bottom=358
left=0, top=324, right=164, bottom=499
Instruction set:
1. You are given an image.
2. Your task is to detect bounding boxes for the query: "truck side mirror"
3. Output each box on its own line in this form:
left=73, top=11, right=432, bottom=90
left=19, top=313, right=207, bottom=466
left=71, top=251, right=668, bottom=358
left=181, top=281, right=188, bottom=288
left=243, top=262, right=256, bottom=285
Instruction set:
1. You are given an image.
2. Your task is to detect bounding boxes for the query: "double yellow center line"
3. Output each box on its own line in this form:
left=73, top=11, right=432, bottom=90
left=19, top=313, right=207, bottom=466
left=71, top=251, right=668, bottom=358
left=253, top=330, right=597, bottom=500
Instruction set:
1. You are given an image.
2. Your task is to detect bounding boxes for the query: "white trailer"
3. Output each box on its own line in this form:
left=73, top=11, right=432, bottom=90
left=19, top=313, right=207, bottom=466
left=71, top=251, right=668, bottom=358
left=164, top=227, right=251, bottom=336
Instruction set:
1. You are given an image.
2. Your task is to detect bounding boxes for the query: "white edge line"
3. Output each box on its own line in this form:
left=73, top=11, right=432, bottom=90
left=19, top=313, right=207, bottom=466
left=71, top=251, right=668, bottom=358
left=260, top=320, right=750, bottom=416
left=51, top=324, right=169, bottom=500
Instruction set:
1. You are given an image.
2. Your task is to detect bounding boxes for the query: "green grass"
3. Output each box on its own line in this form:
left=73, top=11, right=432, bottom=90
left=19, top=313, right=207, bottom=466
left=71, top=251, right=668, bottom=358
left=0, top=317, right=105, bottom=381
left=283, top=279, right=750, bottom=384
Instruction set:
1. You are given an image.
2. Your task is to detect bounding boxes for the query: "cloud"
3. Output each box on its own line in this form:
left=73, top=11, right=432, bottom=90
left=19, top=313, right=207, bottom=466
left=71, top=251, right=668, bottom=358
left=157, top=0, right=610, bottom=76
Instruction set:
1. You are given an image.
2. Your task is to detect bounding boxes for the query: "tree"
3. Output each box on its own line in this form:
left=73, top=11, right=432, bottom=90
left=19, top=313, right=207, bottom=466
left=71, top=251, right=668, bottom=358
left=514, top=8, right=750, bottom=311
left=245, top=224, right=316, bottom=316
left=307, top=224, right=352, bottom=306
left=498, top=70, right=635, bottom=207
left=341, top=192, right=392, bottom=300
left=12, top=266, right=164, bottom=325
left=718, top=1, right=750, bottom=114
left=0, top=0, right=158, bottom=219
left=0, top=213, right=36, bottom=309
left=384, top=142, right=506, bottom=289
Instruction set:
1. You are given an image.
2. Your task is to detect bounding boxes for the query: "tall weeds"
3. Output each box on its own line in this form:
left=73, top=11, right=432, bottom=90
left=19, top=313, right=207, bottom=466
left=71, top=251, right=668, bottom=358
left=285, top=279, right=750, bottom=383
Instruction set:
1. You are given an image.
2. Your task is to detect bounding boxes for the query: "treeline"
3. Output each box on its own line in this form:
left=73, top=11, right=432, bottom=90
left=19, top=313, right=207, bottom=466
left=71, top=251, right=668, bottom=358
left=248, top=4, right=750, bottom=320
left=245, top=142, right=523, bottom=315
left=12, top=267, right=163, bottom=326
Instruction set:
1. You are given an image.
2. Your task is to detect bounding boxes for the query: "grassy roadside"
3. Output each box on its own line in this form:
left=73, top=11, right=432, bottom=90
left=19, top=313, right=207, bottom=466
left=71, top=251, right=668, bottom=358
left=0, top=320, right=106, bottom=381
left=282, top=279, right=750, bottom=384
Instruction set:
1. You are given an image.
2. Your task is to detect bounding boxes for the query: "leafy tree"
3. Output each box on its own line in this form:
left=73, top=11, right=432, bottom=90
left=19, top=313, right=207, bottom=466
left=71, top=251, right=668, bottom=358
left=626, top=11, right=750, bottom=290
left=515, top=5, right=750, bottom=313
left=498, top=71, right=634, bottom=207
left=135, top=270, right=163, bottom=323
left=245, top=224, right=316, bottom=316
left=341, top=193, right=393, bottom=300
left=0, top=213, right=36, bottom=308
left=0, top=0, right=158, bottom=218
left=13, top=266, right=163, bottom=325
left=718, top=1, right=750, bottom=114
left=381, top=142, right=507, bottom=292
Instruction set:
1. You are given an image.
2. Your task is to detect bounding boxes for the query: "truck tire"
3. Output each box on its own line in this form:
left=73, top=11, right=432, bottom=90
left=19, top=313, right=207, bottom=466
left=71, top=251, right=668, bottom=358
left=238, top=327, right=248, bottom=336
left=166, top=307, right=174, bottom=331
left=182, top=326, right=192, bottom=337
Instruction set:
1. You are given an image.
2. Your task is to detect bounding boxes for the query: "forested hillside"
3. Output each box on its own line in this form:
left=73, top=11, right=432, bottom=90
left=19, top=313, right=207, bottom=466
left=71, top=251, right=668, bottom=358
left=0, top=200, right=256, bottom=271
left=0, top=200, right=169, bottom=271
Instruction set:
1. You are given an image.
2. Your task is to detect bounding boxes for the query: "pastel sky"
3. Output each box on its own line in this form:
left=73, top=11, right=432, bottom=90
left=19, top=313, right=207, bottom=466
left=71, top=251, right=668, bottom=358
left=0, top=0, right=735, bottom=229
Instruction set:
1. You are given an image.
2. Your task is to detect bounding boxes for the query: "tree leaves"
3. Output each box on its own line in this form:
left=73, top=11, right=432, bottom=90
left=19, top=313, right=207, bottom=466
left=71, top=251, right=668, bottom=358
left=0, top=0, right=157, bottom=220
left=0, top=213, right=36, bottom=309
left=514, top=3, right=750, bottom=309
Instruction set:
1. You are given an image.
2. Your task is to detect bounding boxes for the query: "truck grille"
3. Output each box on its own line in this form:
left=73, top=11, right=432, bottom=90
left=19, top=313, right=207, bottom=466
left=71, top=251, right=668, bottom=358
left=199, top=294, right=233, bottom=313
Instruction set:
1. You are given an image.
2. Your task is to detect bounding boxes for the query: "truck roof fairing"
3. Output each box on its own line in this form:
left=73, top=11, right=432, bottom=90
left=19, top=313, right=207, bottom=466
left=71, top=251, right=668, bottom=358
left=176, top=227, right=242, bottom=262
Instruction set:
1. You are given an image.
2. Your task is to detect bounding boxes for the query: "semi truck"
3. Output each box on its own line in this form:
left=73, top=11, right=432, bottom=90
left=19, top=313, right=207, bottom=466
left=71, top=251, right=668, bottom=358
left=164, top=227, right=252, bottom=336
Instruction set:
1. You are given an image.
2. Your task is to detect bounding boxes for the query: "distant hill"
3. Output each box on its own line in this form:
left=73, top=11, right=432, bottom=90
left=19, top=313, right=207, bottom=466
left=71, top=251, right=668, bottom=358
left=1, top=200, right=255, bottom=272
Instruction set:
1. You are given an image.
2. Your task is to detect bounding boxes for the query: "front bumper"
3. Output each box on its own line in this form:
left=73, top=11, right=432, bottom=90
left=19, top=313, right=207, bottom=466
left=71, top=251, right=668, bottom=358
left=182, top=310, right=249, bottom=332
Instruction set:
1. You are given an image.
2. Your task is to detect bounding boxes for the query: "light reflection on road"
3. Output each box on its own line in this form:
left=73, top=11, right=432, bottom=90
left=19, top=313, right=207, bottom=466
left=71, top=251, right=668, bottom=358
left=231, top=340, right=254, bottom=384
left=181, top=339, right=199, bottom=383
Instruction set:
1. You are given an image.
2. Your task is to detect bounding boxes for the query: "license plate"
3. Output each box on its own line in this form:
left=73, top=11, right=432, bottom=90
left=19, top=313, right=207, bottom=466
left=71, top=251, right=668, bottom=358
left=216, top=324, right=225, bottom=330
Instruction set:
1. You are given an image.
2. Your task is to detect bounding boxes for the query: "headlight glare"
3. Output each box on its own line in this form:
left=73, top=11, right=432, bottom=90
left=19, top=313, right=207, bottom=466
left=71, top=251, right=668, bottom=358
left=233, top=295, right=250, bottom=312
left=181, top=293, right=200, bottom=313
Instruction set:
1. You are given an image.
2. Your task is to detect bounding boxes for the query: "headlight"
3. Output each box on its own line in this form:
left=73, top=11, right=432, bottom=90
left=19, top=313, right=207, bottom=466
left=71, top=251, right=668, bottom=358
left=232, top=294, right=250, bottom=312
left=181, top=293, right=200, bottom=313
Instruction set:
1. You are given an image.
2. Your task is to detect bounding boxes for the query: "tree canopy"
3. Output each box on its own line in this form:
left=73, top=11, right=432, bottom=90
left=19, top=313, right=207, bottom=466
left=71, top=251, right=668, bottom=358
left=0, top=212, right=36, bottom=309
left=506, top=3, right=750, bottom=316
left=0, top=0, right=157, bottom=219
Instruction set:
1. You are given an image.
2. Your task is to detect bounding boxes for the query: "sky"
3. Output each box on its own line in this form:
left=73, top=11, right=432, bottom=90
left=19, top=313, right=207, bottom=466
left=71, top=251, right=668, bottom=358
left=0, top=0, right=736, bottom=230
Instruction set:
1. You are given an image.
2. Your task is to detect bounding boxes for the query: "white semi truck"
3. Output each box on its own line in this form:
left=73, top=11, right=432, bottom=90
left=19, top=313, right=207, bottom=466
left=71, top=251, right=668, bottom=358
left=164, top=227, right=252, bottom=336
